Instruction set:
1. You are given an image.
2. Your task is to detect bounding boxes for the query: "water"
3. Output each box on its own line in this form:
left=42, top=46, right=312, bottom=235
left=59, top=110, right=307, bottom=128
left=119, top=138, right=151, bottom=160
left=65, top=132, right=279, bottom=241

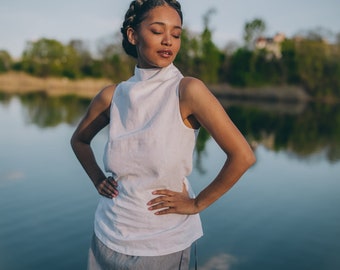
left=0, top=94, right=340, bottom=270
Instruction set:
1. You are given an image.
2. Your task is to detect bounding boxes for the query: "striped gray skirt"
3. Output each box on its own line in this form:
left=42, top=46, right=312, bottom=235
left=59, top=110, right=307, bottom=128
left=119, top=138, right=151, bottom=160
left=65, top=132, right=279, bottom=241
left=87, top=234, right=191, bottom=270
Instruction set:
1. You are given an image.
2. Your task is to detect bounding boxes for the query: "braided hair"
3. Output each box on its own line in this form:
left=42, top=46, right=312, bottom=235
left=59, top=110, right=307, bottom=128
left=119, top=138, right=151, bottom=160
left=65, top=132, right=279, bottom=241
left=121, top=0, right=183, bottom=58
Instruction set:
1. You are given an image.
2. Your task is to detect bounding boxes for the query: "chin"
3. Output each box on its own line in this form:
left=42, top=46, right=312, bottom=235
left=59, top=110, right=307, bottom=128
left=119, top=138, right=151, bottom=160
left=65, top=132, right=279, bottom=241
left=155, top=60, right=174, bottom=68
left=139, top=58, right=174, bottom=69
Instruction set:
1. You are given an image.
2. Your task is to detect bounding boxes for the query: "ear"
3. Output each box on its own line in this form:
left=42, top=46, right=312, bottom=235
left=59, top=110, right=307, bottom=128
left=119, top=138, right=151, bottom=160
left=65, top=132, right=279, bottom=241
left=127, top=27, right=138, bottom=45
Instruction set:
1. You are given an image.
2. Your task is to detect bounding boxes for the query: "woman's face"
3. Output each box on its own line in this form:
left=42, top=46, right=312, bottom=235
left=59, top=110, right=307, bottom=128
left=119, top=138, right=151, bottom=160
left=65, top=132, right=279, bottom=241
left=128, top=5, right=182, bottom=69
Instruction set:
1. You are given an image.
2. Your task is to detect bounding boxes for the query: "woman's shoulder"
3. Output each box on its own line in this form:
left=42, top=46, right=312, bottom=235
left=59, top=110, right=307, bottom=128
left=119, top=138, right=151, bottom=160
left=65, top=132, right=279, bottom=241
left=179, top=76, right=211, bottom=101
left=92, top=84, right=117, bottom=107
left=180, top=76, right=204, bottom=89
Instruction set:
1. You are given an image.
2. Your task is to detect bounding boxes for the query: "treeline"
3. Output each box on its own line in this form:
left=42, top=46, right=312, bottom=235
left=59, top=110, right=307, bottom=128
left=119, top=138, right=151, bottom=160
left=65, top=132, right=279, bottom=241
left=1, top=17, right=340, bottom=98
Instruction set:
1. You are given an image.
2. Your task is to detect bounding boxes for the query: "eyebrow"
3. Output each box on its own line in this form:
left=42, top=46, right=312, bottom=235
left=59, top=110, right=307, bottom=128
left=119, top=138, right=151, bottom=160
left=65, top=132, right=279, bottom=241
left=149, top=22, right=182, bottom=30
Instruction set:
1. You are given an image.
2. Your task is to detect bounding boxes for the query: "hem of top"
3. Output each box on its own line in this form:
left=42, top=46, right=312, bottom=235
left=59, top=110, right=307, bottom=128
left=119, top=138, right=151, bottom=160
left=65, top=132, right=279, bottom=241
left=94, top=230, right=203, bottom=257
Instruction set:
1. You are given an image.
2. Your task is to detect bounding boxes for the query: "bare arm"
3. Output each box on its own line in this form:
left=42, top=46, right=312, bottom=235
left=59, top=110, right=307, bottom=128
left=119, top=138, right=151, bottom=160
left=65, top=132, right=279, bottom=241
left=148, top=78, right=256, bottom=214
left=70, top=85, right=118, bottom=198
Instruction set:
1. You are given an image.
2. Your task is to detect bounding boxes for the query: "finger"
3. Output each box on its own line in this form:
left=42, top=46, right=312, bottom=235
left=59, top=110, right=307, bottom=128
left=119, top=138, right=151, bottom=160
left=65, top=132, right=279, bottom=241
left=147, top=195, right=171, bottom=206
left=148, top=201, right=174, bottom=211
left=154, top=207, right=176, bottom=215
left=105, top=179, right=119, bottom=195
left=152, top=189, right=174, bottom=196
left=99, top=185, right=112, bottom=197
left=98, top=180, right=118, bottom=198
left=107, top=177, right=118, bottom=187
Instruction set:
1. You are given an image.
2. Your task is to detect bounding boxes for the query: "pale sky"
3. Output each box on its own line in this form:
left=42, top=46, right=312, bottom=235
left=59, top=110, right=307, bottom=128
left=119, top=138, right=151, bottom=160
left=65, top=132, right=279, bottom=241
left=1, top=0, right=339, bottom=58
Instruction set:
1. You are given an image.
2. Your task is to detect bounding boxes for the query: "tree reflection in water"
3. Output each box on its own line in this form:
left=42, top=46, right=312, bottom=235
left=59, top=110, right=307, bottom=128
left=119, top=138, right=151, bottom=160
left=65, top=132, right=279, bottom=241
left=1, top=92, right=340, bottom=163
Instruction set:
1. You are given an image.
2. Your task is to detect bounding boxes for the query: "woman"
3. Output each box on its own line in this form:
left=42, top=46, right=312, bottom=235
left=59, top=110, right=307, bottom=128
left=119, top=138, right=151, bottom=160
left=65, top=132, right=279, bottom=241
left=71, top=0, right=256, bottom=269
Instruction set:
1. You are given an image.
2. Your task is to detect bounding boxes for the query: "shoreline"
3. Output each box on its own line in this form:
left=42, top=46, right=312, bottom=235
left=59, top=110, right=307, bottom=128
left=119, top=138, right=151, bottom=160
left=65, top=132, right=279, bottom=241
left=0, top=71, right=315, bottom=102
left=0, top=71, right=112, bottom=98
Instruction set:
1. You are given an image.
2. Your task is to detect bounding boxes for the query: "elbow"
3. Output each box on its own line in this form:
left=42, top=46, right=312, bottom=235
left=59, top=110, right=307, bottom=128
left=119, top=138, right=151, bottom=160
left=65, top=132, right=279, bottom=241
left=247, top=151, right=256, bottom=168
left=70, top=132, right=90, bottom=153
left=70, top=137, right=74, bottom=149
left=238, top=149, right=256, bottom=170
left=70, top=132, right=79, bottom=152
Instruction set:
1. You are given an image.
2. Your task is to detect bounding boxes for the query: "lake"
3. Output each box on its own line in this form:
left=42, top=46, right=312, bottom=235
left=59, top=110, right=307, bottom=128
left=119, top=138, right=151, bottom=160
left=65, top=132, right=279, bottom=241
left=0, top=92, right=340, bottom=270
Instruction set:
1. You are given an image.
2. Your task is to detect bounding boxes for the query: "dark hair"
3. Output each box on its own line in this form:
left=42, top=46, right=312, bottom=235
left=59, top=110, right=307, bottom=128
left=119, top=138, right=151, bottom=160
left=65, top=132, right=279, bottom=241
left=121, top=0, right=183, bottom=58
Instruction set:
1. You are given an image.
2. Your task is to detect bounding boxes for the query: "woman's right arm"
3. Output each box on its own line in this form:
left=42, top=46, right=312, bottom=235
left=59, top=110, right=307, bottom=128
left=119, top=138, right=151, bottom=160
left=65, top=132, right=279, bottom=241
left=70, top=85, right=118, bottom=198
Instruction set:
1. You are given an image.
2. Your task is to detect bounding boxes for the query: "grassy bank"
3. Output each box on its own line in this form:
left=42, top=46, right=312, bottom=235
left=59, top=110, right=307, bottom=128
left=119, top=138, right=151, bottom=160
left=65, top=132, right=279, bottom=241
left=0, top=71, right=112, bottom=98
left=0, top=71, right=310, bottom=101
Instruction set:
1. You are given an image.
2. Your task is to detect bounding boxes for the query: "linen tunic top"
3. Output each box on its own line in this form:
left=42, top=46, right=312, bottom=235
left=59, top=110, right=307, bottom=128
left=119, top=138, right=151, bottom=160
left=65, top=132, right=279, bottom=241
left=94, top=63, right=203, bottom=256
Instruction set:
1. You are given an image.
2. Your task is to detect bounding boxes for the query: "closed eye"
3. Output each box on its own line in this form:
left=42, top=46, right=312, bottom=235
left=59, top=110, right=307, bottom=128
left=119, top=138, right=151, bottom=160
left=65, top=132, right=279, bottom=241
left=152, top=30, right=163, bottom=35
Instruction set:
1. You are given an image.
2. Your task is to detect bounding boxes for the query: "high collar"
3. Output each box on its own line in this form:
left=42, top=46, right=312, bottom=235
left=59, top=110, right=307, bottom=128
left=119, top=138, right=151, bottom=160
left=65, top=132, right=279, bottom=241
left=133, top=63, right=175, bottom=81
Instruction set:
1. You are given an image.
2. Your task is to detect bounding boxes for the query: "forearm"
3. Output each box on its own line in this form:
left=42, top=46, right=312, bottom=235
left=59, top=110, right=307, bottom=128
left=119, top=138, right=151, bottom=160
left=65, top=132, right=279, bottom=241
left=194, top=154, right=255, bottom=212
left=71, top=140, right=106, bottom=187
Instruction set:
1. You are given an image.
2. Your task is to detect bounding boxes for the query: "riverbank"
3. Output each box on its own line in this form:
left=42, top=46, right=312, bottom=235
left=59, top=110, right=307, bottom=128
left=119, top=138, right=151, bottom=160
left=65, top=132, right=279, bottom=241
left=0, top=71, right=112, bottom=98
left=0, top=71, right=310, bottom=101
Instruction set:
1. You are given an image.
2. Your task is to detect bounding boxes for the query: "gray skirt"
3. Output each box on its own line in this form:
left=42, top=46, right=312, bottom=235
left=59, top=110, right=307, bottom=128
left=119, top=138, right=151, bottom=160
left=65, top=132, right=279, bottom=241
left=87, top=234, right=191, bottom=270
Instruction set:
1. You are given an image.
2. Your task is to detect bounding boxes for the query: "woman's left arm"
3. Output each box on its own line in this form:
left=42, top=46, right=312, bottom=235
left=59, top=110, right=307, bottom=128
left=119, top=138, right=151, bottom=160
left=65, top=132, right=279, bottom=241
left=148, top=77, right=256, bottom=215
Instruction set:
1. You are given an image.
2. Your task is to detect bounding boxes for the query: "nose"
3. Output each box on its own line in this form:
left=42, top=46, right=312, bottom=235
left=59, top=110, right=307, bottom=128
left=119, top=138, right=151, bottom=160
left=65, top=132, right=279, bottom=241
left=161, top=33, right=172, bottom=46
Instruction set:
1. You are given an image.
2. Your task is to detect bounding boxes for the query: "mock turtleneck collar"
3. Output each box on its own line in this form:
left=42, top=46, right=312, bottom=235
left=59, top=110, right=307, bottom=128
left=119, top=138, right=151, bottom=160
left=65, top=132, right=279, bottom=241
left=133, top=63, right=175, bottom=81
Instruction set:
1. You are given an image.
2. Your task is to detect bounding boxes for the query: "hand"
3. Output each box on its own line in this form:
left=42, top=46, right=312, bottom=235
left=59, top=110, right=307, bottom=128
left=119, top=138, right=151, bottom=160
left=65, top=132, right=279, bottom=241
left=96, top=177, right=119, bottom=199
left=147, top=183, right=199, bottom=215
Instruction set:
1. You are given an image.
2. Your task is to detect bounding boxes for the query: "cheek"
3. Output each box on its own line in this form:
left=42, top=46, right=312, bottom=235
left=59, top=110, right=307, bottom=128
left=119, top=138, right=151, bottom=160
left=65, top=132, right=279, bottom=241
left=139, top=37, right=156, bottom=51
left=173, top=40, right=181, bottom=54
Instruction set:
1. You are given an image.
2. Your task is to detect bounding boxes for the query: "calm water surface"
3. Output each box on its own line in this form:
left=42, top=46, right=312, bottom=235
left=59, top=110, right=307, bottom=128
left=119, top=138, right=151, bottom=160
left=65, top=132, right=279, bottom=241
left=0, top=95, right=340, bottom=270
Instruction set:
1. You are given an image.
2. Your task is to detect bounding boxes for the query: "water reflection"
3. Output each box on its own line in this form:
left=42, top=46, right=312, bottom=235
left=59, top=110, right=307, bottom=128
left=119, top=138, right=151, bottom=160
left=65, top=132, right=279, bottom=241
left=0, top=91, right=90, bottom=127
left=2, top=91, right=339, bottom=164
left=1, top=92, right=340, bottom=270
left=226, top=102, right=340, bottom=163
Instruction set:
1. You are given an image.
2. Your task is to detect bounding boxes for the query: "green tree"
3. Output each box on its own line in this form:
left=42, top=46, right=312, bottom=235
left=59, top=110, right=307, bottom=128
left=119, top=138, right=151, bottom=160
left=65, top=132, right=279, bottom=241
left=243, top=18, right=266, bottom=49
left=176, top=9, right=223, bottom=83
left=21, top=38, right=74, bottom=77
left=0, top=50, right=12, bottom=72
left=174, top=28, right=200, bottom=76
left=68, top=39, right=94, bottom=77
left=280, top=39, right=300, bottom=84
left=179, top=8, right=223, bottom=83
left=251, top=49, right=285, bottom=86
left=98, top=42, right=134, bottom=82
left=288, top=37, right=340, bottom=98
left=199, top=9, right=223, bottom=83
left=227, top=48, right=253, bottom=86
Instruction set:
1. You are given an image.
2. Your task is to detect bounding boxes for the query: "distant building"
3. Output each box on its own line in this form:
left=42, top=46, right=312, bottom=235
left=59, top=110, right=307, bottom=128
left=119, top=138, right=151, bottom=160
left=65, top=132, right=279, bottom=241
left=255, top=33, right=286, bottom=59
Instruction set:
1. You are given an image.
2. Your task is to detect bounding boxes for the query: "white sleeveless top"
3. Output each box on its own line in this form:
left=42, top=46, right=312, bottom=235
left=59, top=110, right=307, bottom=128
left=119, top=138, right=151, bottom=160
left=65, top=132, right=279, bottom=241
left=94, top=63, right=203, bottom=256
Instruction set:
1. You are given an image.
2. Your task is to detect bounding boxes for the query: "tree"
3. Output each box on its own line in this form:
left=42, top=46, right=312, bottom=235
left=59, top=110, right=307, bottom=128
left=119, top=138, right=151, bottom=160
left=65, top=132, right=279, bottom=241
left=174, top=28, right=200, bottom=76
left=293, top=38, right=340, bottom=97
left=68, top=39, right=94, bottom=77
left=296, top=26, right=333, bottom=42
left=182, top=8, right=223, bottom=83
left=336, top=32, right=340, bottom=45
left=243, top=18, right=266, bottom=49
left=200, top=9, right=223, bottom=83
left=20, top=38, right=84, bottom=78
left=280, top=39, right=300, bottom=84
left=227, top=48, right=253, bottom=86
left=0, top=50, right=12, bottom=72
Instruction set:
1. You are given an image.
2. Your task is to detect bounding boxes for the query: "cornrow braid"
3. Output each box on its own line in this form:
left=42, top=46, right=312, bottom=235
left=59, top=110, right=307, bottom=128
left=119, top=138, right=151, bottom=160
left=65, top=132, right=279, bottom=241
left=121, top=0, right=183, bottom=58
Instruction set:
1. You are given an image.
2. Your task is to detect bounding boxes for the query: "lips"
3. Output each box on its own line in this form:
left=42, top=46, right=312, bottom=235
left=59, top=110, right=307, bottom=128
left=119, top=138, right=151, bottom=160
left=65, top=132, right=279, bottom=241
left=157, top=50, right=173, bottom=58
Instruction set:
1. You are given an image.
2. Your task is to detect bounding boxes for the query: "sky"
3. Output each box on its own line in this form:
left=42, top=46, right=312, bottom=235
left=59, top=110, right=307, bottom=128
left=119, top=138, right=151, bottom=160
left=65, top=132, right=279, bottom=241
left=1, top=0, right=339, bottom=58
